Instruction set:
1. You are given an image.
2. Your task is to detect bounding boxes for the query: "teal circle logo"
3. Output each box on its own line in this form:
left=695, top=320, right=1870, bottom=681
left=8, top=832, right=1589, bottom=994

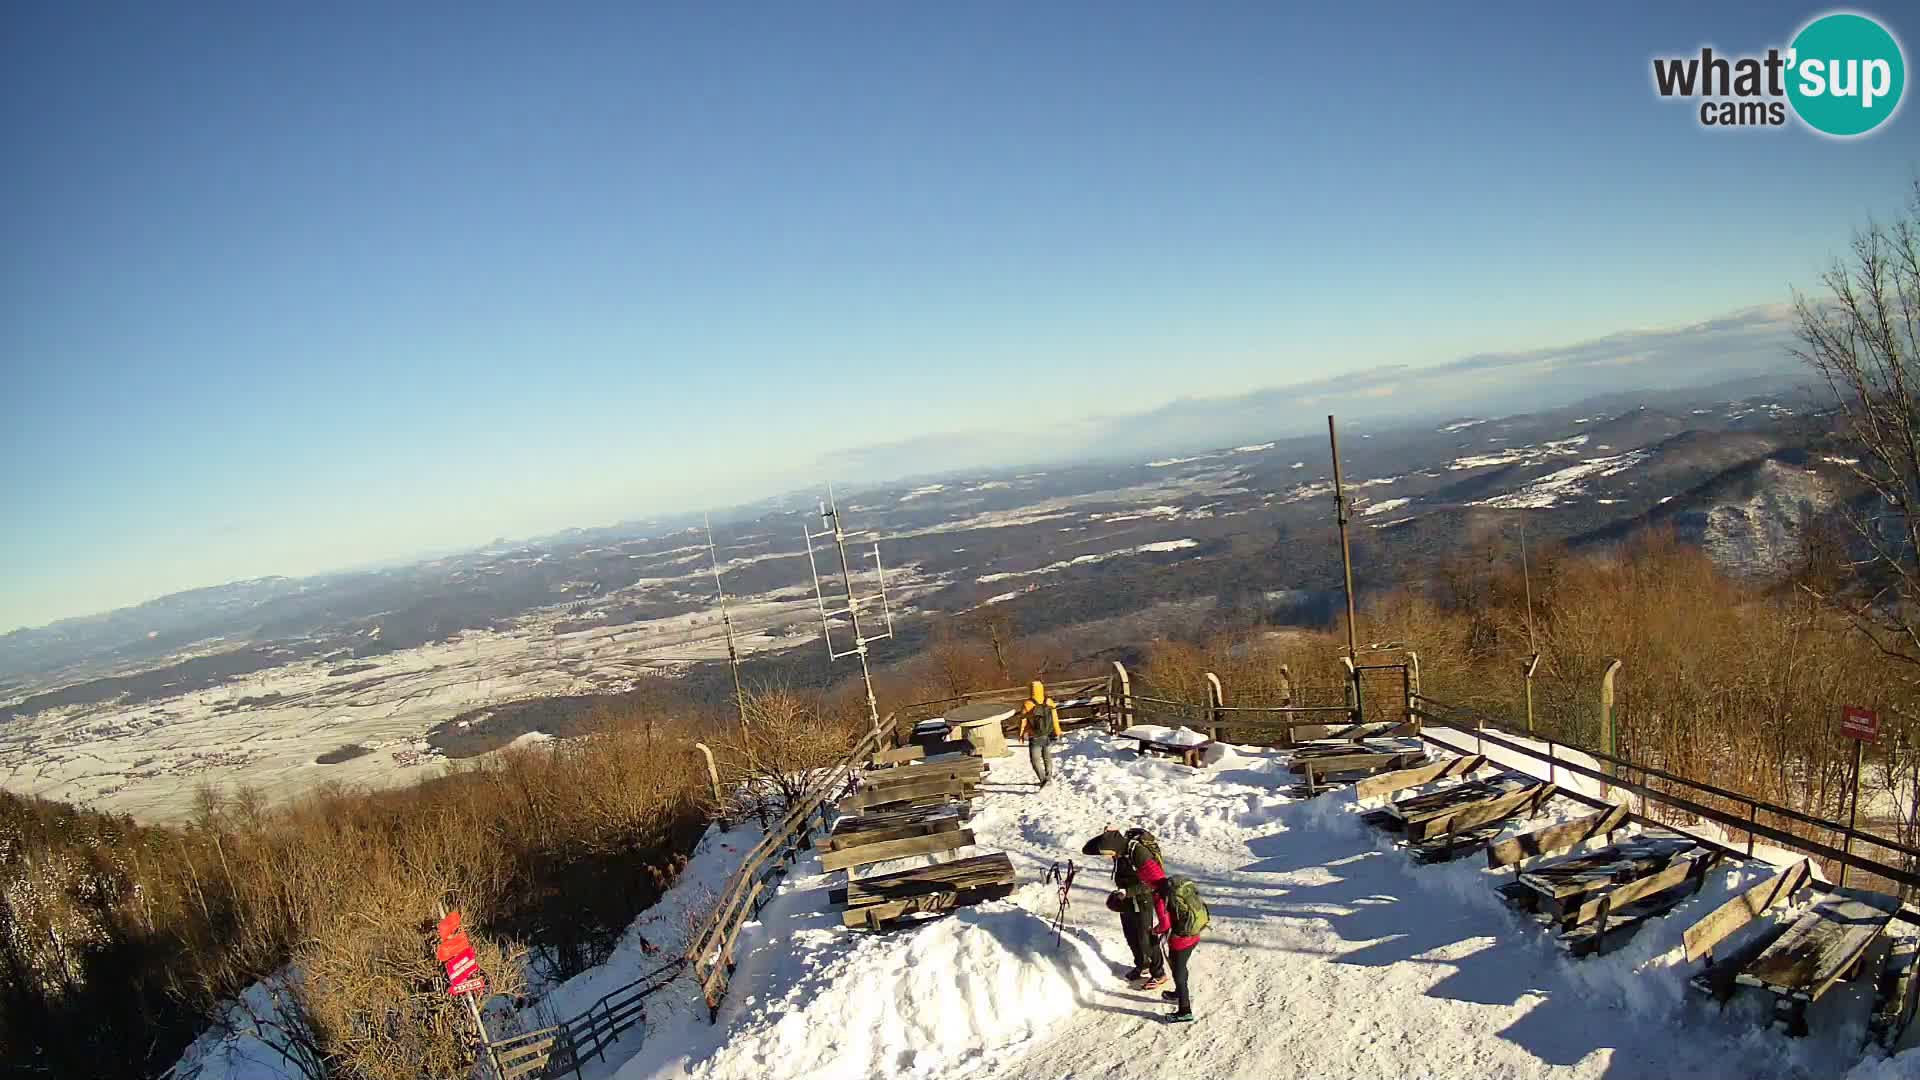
left=1787, top=13, right=1905, bottom=136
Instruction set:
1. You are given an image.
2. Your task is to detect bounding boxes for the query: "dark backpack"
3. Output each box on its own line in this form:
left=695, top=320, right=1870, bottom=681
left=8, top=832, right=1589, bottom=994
left=1166, top=876, right=1209, bottom=937
left=1125, top=828, right=1163, bottom=872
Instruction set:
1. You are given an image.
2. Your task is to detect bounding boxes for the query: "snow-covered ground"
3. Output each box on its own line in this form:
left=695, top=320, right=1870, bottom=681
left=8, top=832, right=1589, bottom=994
left=451, top=730, right=1920, bottom=1080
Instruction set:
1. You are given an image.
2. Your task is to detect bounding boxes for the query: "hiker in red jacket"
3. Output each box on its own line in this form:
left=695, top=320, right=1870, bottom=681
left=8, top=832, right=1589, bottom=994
left=1139, top=860, right=1203, bottom=1023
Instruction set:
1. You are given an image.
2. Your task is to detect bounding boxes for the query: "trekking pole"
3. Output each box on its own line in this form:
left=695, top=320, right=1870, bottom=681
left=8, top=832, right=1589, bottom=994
left=1044, top=860, right=1077, bottom=948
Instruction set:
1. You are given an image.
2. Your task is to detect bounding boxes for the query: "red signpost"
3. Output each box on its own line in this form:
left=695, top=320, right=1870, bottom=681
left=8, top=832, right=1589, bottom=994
left=1839, top=706, right=1878, bottom=887
left=436, top=908, right=497, bottom=1071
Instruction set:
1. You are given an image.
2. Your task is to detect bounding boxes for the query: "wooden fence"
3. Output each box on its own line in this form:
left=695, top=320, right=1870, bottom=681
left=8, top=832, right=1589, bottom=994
left=683, top=715, right=901, bottom=1021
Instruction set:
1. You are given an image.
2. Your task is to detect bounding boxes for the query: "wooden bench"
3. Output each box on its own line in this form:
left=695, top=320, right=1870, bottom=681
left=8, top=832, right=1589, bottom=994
left=1388, top=773, right=1551, bottom=843
left=831, top=852, right=1017, bottom=930
left=1129, top=734, right=1214, bottom=768
left=1512, top=830, right=1697, bottom=923
left=819, top=829, right=975, bottom=873
left=1735, top=889, right=1901, bottom=1035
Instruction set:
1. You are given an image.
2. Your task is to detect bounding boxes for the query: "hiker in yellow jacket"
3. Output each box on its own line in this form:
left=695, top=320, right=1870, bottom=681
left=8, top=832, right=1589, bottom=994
left=1018, top=680, right=1063, bottom=788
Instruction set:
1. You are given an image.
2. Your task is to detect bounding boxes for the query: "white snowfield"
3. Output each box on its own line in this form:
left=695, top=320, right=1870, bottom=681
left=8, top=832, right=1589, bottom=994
left=173, top=731, right=1920, bottom=1080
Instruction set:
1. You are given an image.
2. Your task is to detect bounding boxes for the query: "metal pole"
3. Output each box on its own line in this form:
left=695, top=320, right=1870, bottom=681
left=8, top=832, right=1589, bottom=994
left=1841, top=738, right=1863, bottom=889
left=707, top=515, right=749, bottom=732
left=1328, top=416, right=1362, bottom=721
left=826, top=487, right=883, bottom=737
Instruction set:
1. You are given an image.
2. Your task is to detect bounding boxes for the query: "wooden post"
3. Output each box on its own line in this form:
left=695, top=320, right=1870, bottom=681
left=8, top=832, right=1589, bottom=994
left=1402, top=651, right=1420, bottom=731
left=1599, top=659, right=1622, bottom=783
left=1841, top=738, right=1864, bottom=888
left=1277, top=663, right=1295, bottom=707
left=693, top=742, right=723, bottom=805
left=1204, top=672, right=1224, bottom=743
left=1522, top=654, right=1541, bottom=735
left=1341, top=656, right=1361, bottom=726
left=1111, top=661, right=1132, bottom=733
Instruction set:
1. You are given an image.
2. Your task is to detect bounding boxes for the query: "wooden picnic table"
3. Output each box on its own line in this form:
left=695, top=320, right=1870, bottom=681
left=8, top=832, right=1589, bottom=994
left=1515, top=830, right=1697, bottom=917
left=1387, top=773, right=1543, bottom=841
left=1129, top=733, right=1214, bottom=768
left=830, top=852, right=1017, bottom=929
left=1735, top=889, right=1901, bottom=1034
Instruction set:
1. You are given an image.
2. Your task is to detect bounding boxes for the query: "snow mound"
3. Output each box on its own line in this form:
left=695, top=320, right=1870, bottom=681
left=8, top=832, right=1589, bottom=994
left=669, top=904, right=1101, bottom=1080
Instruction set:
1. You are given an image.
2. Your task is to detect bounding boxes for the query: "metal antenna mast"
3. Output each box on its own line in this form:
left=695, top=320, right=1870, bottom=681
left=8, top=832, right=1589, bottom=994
left=706, top=513, right=750, bottom=731
left=803, top=483, right=895, bottom=736
left=1328, top=411, right=1359, bottom=714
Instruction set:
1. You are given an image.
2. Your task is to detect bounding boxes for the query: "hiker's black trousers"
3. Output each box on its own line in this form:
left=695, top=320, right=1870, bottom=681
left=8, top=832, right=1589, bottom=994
left=1169, top=941, right=1196, bottom=1013
left=1121, top=907, right=1164, bottom=977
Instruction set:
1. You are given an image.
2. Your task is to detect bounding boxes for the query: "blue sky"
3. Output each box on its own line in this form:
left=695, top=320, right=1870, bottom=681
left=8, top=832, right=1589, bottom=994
left=1, top=3, right=1914, bottom=632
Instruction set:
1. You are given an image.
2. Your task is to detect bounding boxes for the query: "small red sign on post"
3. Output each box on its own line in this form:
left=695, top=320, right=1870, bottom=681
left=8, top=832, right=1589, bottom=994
left=1842, top=705, right=1879, bottom=742
left=436, top=909, right=486, bottom=999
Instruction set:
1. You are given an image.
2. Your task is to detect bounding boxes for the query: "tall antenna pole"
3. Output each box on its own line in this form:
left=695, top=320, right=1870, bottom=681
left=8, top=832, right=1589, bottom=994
left=706, top=514, right=749, bottom=732
left=1329, top=416, right=1362, bottom=722
left=803, top=484, right=894, bottom=737
left=1518, top=514, right=1541, bottom=734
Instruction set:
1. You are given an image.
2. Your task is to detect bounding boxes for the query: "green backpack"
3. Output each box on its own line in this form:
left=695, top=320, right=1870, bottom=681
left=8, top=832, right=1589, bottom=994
left=1166, top=876, right=1210, bottom=937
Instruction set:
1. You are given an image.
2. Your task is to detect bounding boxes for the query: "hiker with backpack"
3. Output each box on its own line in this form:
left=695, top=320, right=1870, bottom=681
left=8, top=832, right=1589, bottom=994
left=1081, top=827, right=1167, bottom=991
left=1017, top=681, right=1063, bottom=788
left=1145, top=868, right=1208, bottom=1023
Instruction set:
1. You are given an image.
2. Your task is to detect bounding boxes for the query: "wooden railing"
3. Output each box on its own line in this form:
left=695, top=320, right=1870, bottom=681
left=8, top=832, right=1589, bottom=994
left=684, top=715, right=901, bottom=1021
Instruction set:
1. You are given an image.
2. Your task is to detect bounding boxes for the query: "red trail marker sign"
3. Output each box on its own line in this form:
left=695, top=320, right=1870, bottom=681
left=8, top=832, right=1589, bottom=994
left=1842, top=705, right=1879, bottom=742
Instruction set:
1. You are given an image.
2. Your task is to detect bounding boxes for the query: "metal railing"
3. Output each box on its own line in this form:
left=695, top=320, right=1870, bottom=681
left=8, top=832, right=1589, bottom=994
left=1410, top=694, right=1920, bottom=894
left=488, top=956, right=684, bottom=1080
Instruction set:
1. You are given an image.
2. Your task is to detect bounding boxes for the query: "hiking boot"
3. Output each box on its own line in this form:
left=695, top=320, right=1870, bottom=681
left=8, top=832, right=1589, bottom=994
left=1167, top=1009, right=1195, bottom=1024
left=1132, top=973, right=1169, bottom=991
left=1160, top=991, right=1180, bottom=1003
left=1123, top=966, right=1147, bottom=981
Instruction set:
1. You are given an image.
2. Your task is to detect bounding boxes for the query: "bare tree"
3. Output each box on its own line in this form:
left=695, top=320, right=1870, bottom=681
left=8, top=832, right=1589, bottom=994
left=1793, top=178, right=1920, bottom=663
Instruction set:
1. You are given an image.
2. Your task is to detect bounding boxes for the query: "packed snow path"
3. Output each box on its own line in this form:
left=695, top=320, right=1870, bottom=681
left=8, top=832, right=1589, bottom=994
left=593, top=730, right=1915, bottom=1080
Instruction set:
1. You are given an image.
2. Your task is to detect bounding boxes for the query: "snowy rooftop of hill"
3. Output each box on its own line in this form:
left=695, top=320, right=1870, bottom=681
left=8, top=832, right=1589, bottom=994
left=175, top=729, right=1920, bottom=1080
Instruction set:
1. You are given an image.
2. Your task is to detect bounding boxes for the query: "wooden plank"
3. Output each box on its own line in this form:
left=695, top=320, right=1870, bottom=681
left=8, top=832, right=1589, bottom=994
left=1559, top=875, right=1708, bottom=958
left=868, top=750, right=980, bottom=772
left=1518, top=831, right=1696, bottom=908
left=1354, top=754, right=1487, bottom=800
left=819, top=829, right=975, bottom=872
left=830, top=852, right=1014, bottom=906
left=1408, top=819, right=1512, bottom=864
left=842, top=777, right=973, bottom=809
left=1294, top=750, right=1424, bottom=778
left=841, top=883, right=1017, bottom=928
left=832, top=802, right=971, bottom=833
left=1326, top=720, right=1415, bottom=741
left=826, top=817, right=963, bottom=851
left=861, top=759, right=986, bottom=785
left=1487, top=804, right=1630, bottom=868
left=871, top=744, right=929, bottom=765
left=1737, top=891, right=1901, bottom=1001
left=1691, top=924, right=1789, bottom=1002
left=1564, top=850, right=1719, bottom=928
left=1682, top=859, right=1812, bottom=963
left=1407, top=781, right=1553, bottom=843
